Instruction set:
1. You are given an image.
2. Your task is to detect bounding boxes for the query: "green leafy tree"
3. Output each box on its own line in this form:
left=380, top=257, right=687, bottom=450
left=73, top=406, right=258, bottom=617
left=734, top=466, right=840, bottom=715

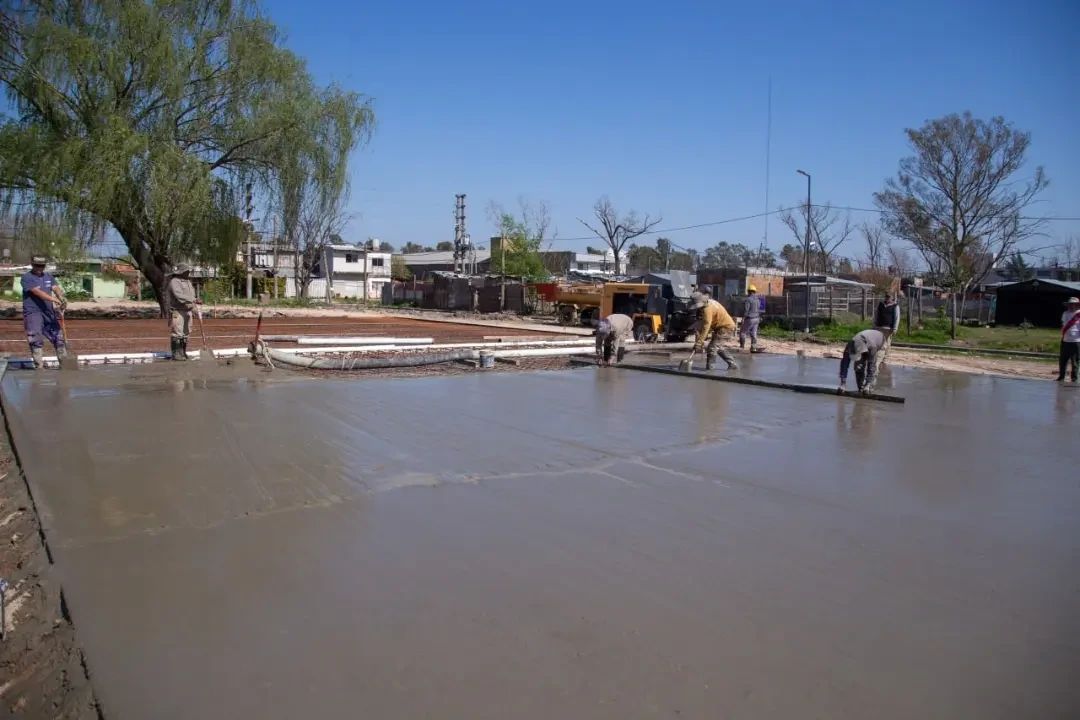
left=627, top=243, right=661, bottom=272
left=390, top=254, right=411, bottom=280
left=492, top=213, right=547, bottom=280
left=668, top=251, right=695, bottom=271
left=0, top=0, right=372, bottom=311
left=400, top=242, right=426, bottom=253
left=1005, top=251, right=1034, bottom=280
left=435, top=241, right=453, bottom=252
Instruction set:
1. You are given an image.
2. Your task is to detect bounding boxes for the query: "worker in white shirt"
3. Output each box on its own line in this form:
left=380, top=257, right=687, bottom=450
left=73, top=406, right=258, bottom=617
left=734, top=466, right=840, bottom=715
left=1058, top=296, right=1080, bottom=382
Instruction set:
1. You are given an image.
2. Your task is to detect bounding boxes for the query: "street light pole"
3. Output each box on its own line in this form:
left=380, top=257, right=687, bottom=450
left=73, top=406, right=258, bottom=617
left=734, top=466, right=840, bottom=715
left=796, top=170, right=811, bottom=333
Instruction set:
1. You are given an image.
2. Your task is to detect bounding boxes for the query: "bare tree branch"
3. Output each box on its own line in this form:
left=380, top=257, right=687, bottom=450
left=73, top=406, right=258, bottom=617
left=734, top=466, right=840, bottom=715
left=577, top=196, right=661, bottom=274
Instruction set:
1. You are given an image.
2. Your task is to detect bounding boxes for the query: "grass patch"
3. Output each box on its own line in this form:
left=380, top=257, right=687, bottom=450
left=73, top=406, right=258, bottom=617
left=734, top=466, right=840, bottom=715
left=760, top=318, right=1059, bottom=353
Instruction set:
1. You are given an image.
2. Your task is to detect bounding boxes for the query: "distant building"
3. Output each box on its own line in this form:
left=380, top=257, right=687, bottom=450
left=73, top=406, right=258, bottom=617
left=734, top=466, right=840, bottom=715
left=539, top=250, right=614, bottom=277
left=309, top=245, right=393, bottom=301
left=401, top=250, right=492, bottom=280
left=995, top=279, right=1080, bottom=327
left=697, top=267, right=794, bottom=299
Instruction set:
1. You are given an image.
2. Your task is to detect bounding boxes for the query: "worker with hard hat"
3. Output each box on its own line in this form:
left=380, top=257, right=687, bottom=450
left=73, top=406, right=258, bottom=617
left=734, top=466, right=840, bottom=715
left=594, top=313, right=634, bottom=366
left=691, top=291, right=738, bottom=370
left=165, top=263, right=200, bottom=360
left=739, top=284, right=763, bottom=352
left=21, top=255, right=67, bottom=368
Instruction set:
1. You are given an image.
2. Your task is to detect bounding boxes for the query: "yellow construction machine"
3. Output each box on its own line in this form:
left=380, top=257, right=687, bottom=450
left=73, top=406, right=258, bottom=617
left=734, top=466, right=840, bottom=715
left=552, top=278, right=696, bottom=342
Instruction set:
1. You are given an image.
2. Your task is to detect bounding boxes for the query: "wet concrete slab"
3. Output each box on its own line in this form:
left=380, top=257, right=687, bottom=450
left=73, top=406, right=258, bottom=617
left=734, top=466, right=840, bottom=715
left=2, top=359, right=1079, bottom=719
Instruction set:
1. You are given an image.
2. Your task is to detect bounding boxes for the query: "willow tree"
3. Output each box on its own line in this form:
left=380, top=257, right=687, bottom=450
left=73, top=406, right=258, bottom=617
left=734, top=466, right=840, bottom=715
left=0, top=0, right=373, bottom=309
left=272, top=90, right=366, bottom=300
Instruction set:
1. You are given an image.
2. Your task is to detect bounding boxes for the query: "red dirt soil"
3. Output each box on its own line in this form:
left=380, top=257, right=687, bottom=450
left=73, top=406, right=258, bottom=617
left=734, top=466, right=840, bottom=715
left=0, top=316, right=565, bottom=355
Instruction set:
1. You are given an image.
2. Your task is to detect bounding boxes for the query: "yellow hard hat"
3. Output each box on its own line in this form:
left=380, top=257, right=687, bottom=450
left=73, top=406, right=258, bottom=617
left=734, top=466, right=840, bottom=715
left=747, top=284, right=758, bottom=293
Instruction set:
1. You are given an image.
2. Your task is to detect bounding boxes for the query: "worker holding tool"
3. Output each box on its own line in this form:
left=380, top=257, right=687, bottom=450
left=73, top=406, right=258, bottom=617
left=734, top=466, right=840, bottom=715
left=21, top=255, right=67, bottom=369
left=595, top=313, right=634, bottom=366
left=739, top=284, right=763, bottom=352
left=1058, top=296, right=1080, bottom=382
left=165, top=264, right=200, bottom=361
left=838, top=328, right=886, bottom=395
left=692, top=291, right=739, bottom=370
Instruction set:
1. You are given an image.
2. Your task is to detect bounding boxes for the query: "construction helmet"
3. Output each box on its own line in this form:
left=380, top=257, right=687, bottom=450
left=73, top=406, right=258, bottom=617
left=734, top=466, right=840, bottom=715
left=747, top=284, right=758, bottom=293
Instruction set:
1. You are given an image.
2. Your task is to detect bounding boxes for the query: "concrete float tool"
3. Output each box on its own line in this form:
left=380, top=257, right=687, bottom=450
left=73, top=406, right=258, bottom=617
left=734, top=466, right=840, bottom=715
left=194, top=307, right=215, bottom=361
left=678, top=347, right=698, bottom=372
left=57, top=309, right=79, bottom=371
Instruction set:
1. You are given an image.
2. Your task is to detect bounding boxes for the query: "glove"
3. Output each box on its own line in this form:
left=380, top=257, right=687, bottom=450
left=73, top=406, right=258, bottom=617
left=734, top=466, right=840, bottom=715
left=58, top=298, right=68, bottom=313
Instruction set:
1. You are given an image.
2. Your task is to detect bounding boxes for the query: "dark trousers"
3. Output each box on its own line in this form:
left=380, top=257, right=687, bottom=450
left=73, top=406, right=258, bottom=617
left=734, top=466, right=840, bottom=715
left=24, top=311, right=63, bottom=350
left=1059, top=341, right=1079, bottom=381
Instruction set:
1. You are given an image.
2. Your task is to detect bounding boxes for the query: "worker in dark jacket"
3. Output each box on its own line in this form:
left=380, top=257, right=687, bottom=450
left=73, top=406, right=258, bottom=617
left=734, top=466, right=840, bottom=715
left=872, top=291, right=901, bottom=372
left=838, top=328, right=886, bottom=395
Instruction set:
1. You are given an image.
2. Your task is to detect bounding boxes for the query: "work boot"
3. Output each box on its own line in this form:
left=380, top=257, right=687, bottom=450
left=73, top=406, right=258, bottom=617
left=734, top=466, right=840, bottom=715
left=726, top=359, right=739, bottom=370
left=56, top=344, right=67, bottom=359
left=616, top=347, right=626, bottom=364
left=31, top=347, right=43, bottom=369
left=170, top=337, right=183, bottom=360
left=738, top=336, right=745, bottom=350
left=705, top=354, right=715, bottom=370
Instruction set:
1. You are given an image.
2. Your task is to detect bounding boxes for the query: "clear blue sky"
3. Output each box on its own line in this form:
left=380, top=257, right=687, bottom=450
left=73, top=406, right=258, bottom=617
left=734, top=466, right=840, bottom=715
left=262, top=0, right=1080, bottom=262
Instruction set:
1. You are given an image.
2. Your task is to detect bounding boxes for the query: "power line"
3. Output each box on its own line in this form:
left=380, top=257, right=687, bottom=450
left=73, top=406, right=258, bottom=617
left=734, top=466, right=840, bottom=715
left=547, top=209, right=786, bottom=244
left=814, top=204, right=1080, bottom=222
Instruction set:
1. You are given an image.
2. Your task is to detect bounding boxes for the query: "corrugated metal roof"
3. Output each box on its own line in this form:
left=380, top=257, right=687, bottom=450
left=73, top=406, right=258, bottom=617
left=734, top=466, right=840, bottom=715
left=402, top=250, right=492, bottom=265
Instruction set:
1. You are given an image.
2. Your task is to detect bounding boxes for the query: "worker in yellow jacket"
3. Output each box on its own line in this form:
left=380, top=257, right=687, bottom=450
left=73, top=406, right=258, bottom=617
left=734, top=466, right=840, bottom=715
left=692, top=291, right=739, bottom=370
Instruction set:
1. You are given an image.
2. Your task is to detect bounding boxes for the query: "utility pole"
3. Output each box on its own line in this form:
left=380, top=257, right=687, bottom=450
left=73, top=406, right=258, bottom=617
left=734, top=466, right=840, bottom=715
left=244, top=183, right=254, bottom=300
left=796, top=169, right=811, bottom=333
left=453, top=194, right=466, bottom=274
left=271, top=214, right=279, bottom=299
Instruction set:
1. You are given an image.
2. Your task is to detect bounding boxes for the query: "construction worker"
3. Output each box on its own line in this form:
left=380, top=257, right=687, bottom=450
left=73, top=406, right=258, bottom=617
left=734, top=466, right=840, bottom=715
left=165, top=264, right=199, bottom=360
left=838, top=328, right=886, bottom=395
left=21, top=255, right=67, bottom=368
left=692, top=291, right=738, bottom=370
left=595, top=313, right=634, bottom=366
left=1058, top=296, right=1080, bottom=382
left=873, top=291, right=901, bottom=371
left=739, top=284, right=763, bottom=352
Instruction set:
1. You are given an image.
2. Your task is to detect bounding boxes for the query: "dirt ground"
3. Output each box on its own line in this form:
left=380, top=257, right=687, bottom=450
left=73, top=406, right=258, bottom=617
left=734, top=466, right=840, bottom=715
left=0, top=426, right=98, bottom=718
left=0, top=308, right=571, bottom=355
left=755, top=337, right=1058, bottom=382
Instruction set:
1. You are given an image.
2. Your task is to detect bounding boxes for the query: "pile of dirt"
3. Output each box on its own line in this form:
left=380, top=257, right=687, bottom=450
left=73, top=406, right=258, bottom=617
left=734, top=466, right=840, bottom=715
left=0, top=435, right=98, bottom=717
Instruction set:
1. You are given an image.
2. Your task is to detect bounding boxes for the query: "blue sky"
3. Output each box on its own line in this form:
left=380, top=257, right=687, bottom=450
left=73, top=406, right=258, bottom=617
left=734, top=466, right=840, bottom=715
left=262, top=0, right=1080, bottom=262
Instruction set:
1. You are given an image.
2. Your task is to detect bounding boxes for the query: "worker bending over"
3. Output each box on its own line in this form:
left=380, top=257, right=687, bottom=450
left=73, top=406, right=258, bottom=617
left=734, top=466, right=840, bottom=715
left=739, top=284, right=762, bottom=352
left=165, top=264, right=199, bottom=360
left=838, top=328, right=886, bottom=395
left=692, top=292, right=739, bottom=370
left=595, top=313, right=634, bottom=366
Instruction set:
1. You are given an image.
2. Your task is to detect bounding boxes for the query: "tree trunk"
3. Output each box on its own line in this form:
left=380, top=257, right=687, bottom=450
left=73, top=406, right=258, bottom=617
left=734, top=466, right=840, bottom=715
left=950, top=292, right=958, bottom=339
left=119, top=227, right=169, bottom=317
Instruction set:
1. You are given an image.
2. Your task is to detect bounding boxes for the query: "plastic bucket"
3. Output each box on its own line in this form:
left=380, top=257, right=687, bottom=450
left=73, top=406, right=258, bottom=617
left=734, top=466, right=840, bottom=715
left=479, top=350, right=495, bottom=369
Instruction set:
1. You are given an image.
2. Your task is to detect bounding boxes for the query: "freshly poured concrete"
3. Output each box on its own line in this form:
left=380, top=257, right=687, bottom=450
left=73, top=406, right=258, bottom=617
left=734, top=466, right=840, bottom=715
left=3, top=359, right=1079, bottom=719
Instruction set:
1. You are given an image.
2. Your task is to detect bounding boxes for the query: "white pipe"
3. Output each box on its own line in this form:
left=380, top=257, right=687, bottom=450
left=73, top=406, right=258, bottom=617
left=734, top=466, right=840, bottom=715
left=489, top=347, right=594, bottom=358
left=273, top=339, right=600, bottom=355
left=295, top=336, right=433, bottom=345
